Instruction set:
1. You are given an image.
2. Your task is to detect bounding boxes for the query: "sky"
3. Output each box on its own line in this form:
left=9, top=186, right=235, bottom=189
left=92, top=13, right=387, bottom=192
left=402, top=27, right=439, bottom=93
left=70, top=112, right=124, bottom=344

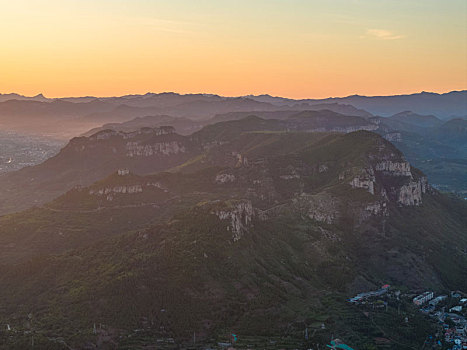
left=0, top=0, right=466, bottom=99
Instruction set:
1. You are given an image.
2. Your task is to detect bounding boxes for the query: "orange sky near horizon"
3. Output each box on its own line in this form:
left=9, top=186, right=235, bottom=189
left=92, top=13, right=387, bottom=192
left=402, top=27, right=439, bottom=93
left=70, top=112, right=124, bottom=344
left=0, top=0, right=466, bottom=99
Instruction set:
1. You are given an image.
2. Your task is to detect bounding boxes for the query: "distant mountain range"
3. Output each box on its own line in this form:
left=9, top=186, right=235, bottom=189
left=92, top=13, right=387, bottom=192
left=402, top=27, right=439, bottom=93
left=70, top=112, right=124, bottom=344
left=246, top=90, right=467, bottom=118
left=0, top=90, right=465, bottom=138
left=0, top=92, right=49, bottom=103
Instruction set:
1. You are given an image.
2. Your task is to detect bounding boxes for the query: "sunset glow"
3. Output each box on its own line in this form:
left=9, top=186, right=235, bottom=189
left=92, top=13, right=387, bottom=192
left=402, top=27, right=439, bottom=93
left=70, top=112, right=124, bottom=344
left=1, top=0, right=466, bottom=98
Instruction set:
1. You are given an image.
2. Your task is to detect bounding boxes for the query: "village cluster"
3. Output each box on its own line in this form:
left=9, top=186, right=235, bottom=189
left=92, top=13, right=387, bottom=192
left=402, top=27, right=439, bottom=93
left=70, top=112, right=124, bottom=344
left=415, top=290, right=467, bottom=349
left=349, top=286, right=467, bottom=349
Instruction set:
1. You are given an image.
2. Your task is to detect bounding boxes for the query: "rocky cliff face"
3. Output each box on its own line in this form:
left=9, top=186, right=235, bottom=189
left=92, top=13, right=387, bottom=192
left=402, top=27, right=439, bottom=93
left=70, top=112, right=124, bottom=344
left=374, top=159, right=428, bottom=206
left=334, top=139, right=432, bottom=226
left=126, top=141, right=186, bottom=157
left=215, top=200, right=254, bottom=241
left=68, top=126, right=187, bottom=157
left=89, top=185, right=143, bottom=196
left=203, top=132, right=432, bottom=231
left=349, top=168, right=376, bottom=195
left=87, top=177, right=170, bottom=202
left=375, top=160, right=412, bottom=176
left=397, top=177, right=428, bottom=206
left=292, top=154, right=429, bottom=226
left=90, top=126, right=176, bottom=141
left=342, top=136, right=430, bottom=210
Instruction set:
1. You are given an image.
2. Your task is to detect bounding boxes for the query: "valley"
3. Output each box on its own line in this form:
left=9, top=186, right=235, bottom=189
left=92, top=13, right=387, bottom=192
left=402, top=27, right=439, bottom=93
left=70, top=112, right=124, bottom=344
left=0, top=131, right=63, bottom=174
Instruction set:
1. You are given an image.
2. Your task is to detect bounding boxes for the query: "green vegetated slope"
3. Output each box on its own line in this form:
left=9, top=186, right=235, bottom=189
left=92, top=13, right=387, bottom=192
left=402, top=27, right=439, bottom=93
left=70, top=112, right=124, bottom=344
left=0, top=126, right=466, bottom=349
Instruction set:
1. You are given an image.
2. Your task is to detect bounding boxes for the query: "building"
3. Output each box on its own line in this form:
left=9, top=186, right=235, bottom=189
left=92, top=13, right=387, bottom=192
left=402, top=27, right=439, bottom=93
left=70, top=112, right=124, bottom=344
left=348, top=285, right=390, bottom=303
left=413, top=291, right=434, bottom=306
left=450, top=306, right=463, bottom=313
left=429, top=295, right=448, bottom=306
left=117, top=169, right=130, bottom=176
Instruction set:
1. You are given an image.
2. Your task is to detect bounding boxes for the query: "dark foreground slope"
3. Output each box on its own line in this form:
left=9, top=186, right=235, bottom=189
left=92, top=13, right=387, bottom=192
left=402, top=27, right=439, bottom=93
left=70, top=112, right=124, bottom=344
left=0, top=131, right=466, bottom=349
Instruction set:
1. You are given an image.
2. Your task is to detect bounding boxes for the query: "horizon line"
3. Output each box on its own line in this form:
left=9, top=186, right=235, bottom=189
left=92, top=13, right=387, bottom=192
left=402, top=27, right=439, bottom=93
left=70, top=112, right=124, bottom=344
left=1, top=89, right=466, bottom=101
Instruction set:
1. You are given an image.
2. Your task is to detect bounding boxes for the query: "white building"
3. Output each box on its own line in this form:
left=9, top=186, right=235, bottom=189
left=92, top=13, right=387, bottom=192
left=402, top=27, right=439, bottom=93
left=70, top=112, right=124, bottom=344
left=413, top=291, right=434, bottom=306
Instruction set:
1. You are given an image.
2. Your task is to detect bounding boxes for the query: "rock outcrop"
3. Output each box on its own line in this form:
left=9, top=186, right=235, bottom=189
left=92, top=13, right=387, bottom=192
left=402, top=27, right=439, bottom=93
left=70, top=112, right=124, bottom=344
left=375, top=161, right=411, bottom=177
left=91, top=126, right=175, bottom=141
left=397, top=178, right=428, bottom=206
left=358, top=202, right=389, bottom=223
left=345, top=140, right=431, bottom=209
left=293, top=193, right=339, bottom=224
left=126, top=141, right=186, bottom=157
left=349, top=168, right=375, bottom=195
left=89, top=185, right=143, bottom=196
left=215, top=173, right=236, bottom=184
left=383, top=132, right=402, bottom=142
left=215, top=201, right=254, bottom=241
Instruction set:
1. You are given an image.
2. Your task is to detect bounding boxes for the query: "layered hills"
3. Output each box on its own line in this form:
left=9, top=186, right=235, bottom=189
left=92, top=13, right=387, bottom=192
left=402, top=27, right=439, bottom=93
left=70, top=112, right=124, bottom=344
left=1, top=90, right=465, bottom=195
left=247, top=90, right=467, bottom=118
left=0, top=111, right=378, bottom=216
left=74, top=108, right=467, bottom=194
left=1, top=90, right=465, bottom=138
left=0, top=120, right=466, bottom=348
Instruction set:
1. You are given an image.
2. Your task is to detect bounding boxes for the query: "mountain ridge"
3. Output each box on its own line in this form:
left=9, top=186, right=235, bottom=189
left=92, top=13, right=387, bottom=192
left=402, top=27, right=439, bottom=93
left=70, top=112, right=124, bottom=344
left=0, top=112, right=384, bottom=216
left=0, top=128, right=465, bottom=348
